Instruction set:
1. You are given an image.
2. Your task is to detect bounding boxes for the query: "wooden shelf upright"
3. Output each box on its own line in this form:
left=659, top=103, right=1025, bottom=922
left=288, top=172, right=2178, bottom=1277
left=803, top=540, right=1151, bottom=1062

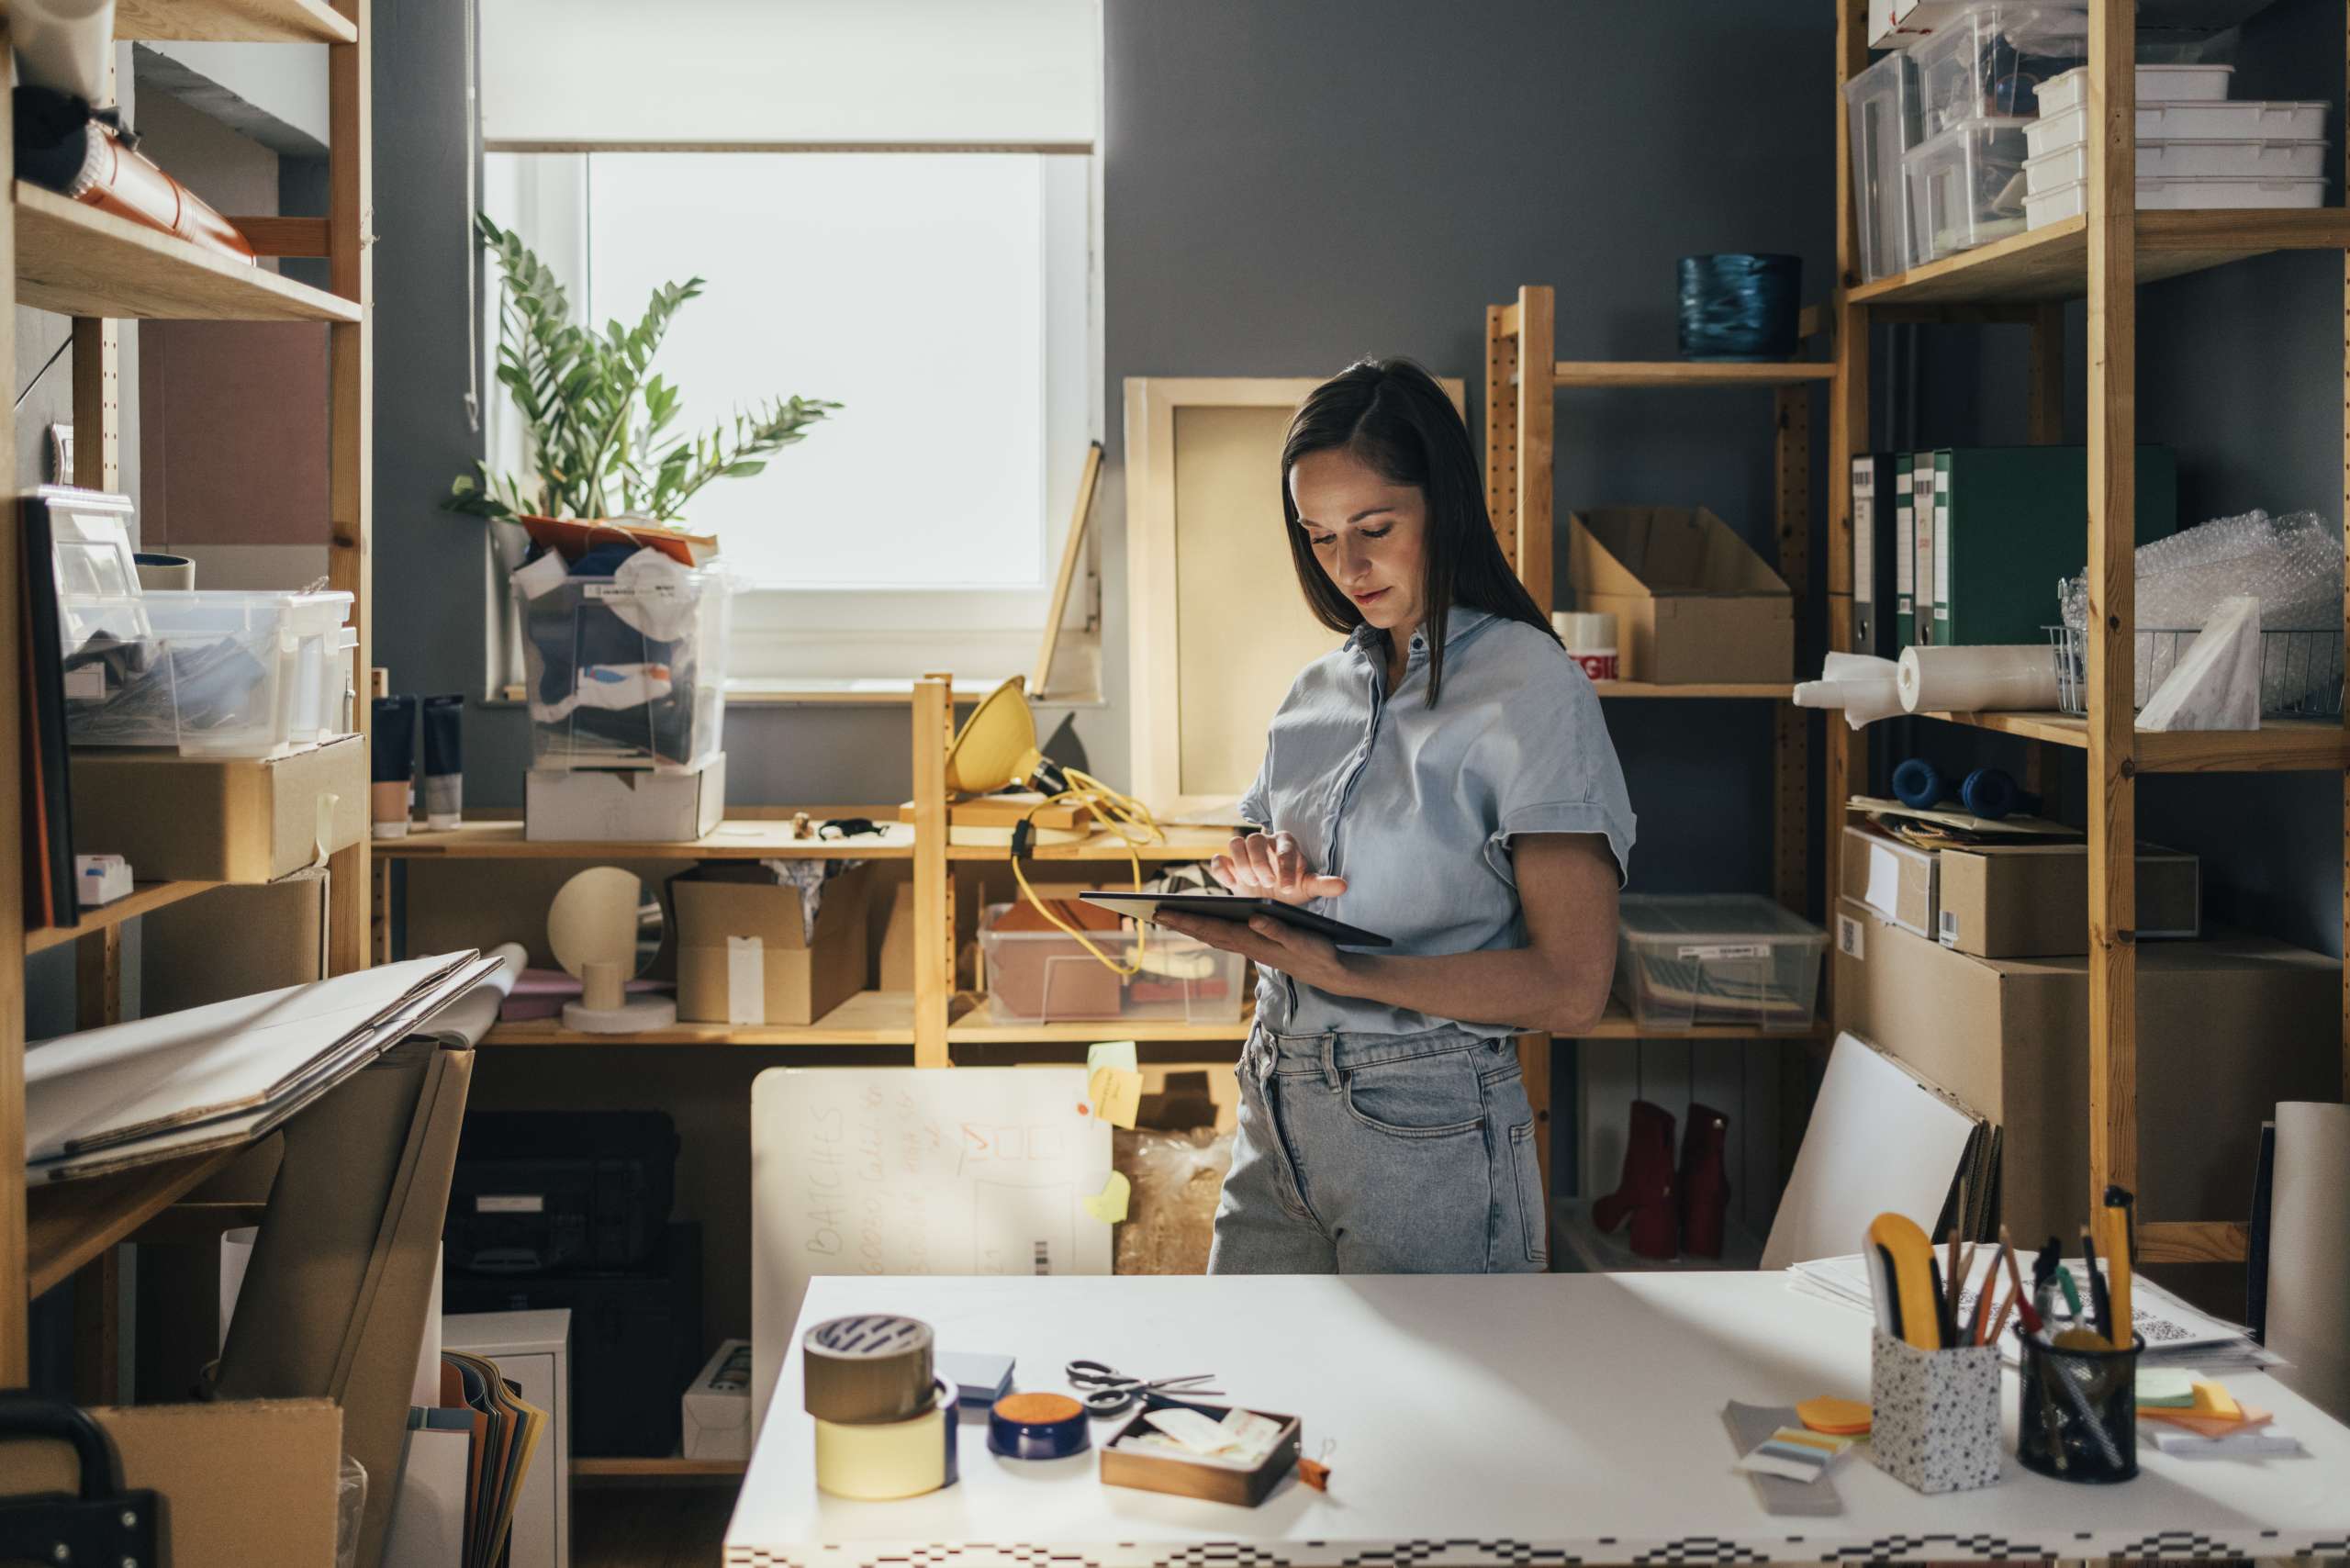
left=1826, top=0, right=2350, bottom=1266
left=3, top=0, right=375, bottom=1381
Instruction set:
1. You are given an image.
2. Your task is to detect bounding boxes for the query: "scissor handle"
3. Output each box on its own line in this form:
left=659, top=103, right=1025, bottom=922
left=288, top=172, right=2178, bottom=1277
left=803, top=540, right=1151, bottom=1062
left=1064, top=1359, right=1130, bottom=1389
left=1078, top=1386, right=1136, bottom=1416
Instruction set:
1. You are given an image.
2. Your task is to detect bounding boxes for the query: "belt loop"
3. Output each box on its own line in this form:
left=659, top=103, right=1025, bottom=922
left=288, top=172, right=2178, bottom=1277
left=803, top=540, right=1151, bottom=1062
left=1320, top=1033, right=1340, bottom=1091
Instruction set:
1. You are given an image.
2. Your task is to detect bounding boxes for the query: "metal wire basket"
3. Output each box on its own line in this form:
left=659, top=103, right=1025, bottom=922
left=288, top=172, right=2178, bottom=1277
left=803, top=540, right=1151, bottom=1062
left=2045, top=624, right=2346, bottom=720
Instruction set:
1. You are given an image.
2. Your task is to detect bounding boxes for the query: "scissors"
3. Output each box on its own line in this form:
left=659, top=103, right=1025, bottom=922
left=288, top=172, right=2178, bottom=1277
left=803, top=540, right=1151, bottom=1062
left=1064, top=1359, right=1223, bottom=1417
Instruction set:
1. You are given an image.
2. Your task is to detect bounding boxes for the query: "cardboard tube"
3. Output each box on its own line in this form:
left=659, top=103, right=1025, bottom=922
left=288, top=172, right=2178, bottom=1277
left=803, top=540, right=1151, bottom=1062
left=1897, top=645, right=2059, bottom=713
left=580, top=961, right=624, bottom=1012
left=1794, top=653, right=1905, bottom=728
left=370, top=695, right=417, bottom=838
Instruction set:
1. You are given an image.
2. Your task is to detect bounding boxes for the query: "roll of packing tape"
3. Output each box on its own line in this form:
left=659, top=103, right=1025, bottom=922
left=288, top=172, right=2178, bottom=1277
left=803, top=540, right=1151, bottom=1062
left=803, top=1315, right=936, bottom=1425
left=812, top=1376, right=959, bottom=1500
left=988, top=1391, right=1091, bottom=1461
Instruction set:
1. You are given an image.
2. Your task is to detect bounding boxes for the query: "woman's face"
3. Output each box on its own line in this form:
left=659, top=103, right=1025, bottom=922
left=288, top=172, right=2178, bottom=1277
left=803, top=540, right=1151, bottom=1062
left=1289, top=447, right=1428, bottom=637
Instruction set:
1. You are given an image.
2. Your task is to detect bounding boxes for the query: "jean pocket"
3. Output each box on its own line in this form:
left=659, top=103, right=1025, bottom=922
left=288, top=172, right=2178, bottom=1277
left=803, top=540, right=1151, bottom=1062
left=1509, top=1122, right=1549, bottom=1265
left=1338, top=1048, right=1485, bottom=1138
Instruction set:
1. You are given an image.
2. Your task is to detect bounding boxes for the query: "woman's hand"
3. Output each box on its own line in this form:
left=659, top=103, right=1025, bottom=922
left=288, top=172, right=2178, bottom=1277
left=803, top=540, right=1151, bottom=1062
left=1156, top=912, right=1347, bottom=991
left=1208, top=831, right=1348, bottom=907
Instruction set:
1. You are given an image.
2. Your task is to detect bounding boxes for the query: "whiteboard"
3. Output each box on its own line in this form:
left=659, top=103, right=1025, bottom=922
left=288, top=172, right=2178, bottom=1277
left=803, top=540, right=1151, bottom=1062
left=750, top=1067, right=1113, bottom=1429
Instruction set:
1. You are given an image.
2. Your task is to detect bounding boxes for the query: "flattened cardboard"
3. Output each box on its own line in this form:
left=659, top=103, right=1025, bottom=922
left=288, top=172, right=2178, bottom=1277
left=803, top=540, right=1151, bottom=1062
left=1839, top=824, right=1938, bottom=939
left=69, top=734, right=365, bottom=882
left=1568, top=507, right=1794, bottom=684
left=878, top=880, right=918, bottom=991
left=1834, top=899, right=2338, bottom=1248
left=0, top=1398, right=342, bottom=1568
left=1936, top=840, right=2200, bottom=957
left=525, top=752, right=726, bottom=843
left=672, top=862, right=872, bottom=1025
left=143, top=868, right=330, bottom=1013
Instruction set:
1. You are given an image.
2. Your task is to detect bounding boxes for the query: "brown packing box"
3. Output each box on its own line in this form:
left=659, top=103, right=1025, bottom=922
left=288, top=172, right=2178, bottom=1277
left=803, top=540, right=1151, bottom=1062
left=1839, top=823, right=1938, bottom=938
left=1938, top=840, right=2200, bottom=957
left=143, top=868, right=330, bottom=1013
left=672, top=862, right=873, bottom=1025
left=1833, top=898, right=2338, bottom=1248
left=0, top=1398, right=342, bottom=1568
left=69, top=735, right=366, bottom=882
left=1567, top=507, right=1794, bottom=684
left=878, top=880, right=918, bottom=991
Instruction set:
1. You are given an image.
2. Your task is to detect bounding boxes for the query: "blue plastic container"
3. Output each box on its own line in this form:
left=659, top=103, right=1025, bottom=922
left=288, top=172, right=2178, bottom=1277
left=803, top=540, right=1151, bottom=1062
left=1677, top=253, right=1803, bottom=362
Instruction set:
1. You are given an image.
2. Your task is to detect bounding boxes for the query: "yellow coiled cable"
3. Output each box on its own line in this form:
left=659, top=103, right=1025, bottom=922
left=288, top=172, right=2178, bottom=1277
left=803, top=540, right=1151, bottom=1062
left=1006, top=767, right=1166, bottom=975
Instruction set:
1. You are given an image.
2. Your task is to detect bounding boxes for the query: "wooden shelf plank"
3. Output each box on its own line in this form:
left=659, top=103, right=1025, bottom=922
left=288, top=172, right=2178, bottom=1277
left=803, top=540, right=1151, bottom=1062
left=1550, top=361, right=1835, bottom=388
left=375, top=819, right=915, bottom=860
left=2139, top=1219, right=2251, bottom=1265
left=107, top=0, right=358, bottom=43
left=572, top=1456, right=746, bottom=1479
left=946, top=995, right=1255, bottom=1044
left=1850, top=209, right=2350, bottom=306
left=15, top=184, right=364, bottom=322
left=483, top=991, right=918, bottom=1047
left=947, top=826, right=1237, bottom=862
left=1590, top=680, right=1792, bottom=700
left=26, top=1148, right=240, bottom=1298
left=1917, top=710, right=2350, bottom=771
left=24, top=880, right=221, bottom=956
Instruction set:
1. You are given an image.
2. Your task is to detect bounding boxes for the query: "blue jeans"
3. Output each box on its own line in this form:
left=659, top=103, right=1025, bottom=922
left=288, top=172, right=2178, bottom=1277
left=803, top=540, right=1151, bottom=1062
left=1207, top=1024, right=1549, bottom=1274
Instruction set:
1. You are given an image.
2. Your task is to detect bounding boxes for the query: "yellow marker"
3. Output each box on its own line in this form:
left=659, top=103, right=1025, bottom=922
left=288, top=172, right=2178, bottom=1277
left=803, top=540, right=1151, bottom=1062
left=2102, top=1203, right=2133, bottom=1350
left=2192, top=1380, right=2241, bottom=1420
left=1081, top=1170, right=1131, bottom=1225
left=1866, top=1213, right=1942, bottom=1350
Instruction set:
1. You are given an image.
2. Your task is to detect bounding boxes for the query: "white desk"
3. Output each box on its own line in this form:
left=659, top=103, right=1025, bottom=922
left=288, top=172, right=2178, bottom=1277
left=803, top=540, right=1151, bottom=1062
left=727, top=1273, right=2350, bottom=1567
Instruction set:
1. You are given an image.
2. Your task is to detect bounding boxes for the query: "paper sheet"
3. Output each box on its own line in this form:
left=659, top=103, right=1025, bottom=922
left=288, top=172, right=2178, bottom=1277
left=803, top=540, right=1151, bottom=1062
left=1863, top=844, right=1901, bottom=920
left=2267, top=1102, right=2350, bottom=1418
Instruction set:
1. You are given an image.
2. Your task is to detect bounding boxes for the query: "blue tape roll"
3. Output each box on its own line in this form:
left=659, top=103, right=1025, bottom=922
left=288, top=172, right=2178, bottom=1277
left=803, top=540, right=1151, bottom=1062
left=987, top=1392, right=1092, bottom=1461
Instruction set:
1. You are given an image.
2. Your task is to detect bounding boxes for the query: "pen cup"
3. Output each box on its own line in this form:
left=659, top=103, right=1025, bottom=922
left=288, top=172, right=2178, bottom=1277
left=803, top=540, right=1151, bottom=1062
left=2016, top=1329, right=2142, bottom=1484
left=1869, top=1327, right=2002, bottom=1495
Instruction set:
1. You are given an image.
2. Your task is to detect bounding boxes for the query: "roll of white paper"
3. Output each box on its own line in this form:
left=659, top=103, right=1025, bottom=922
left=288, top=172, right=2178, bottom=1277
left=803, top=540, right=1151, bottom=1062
left=2267, top=1102, right=2350, bottom=1422
left=1793, top=653, right=1905, bottom=728
left=1897, top=644, right=2059, bottom=713
left=14, top=0, right=117, bottom=102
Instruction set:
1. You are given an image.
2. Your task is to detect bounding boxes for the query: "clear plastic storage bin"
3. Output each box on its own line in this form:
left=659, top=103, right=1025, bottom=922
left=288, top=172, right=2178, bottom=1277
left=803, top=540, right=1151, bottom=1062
left=1844, top=50, right=1922, bottom=281
left=1905, top=117, right=2034, bottom=263
left=979, top=903, right=1248, bottom=1025
left=515, top=552, right=733, bottom=770
left=1913, top=3, right=2087, bottom=136
left=1614, top=895, right=1828, bottom=1033
left=65, top=588, right=355, bottom=757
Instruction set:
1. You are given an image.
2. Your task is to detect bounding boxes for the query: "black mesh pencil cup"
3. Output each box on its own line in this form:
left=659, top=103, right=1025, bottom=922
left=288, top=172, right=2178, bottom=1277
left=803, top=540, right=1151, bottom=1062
left=2016, top=1329, right=2143, bottom=1484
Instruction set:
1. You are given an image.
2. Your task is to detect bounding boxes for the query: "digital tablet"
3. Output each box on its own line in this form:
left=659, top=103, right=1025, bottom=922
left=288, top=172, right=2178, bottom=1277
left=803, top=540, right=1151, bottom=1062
left=1079, top=892, right=1393, bottom=948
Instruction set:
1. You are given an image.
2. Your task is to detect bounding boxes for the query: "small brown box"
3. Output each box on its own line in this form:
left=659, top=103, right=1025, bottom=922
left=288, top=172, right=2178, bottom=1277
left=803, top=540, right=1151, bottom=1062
left=1099, top=1405, right=1302, bottom=1506
left=69, top=735, right=367, bottom=882
left=1568, top=506, right=1794, bottom=684
left=672, top=862, right=873, bottom=1025
left=1840, top=823, right=1939, bottom=939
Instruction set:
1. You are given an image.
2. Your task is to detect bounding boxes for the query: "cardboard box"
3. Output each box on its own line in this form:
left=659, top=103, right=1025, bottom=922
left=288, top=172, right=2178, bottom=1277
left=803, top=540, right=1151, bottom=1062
left=878, top=880, right=918, bottom=991
left=526, top=752, right=726, bottom=842
left=1567, top=508, right=1793, bottom=684
left=1938, top=841, right=2201, bottom=957
left=1840, top=824, right=1938, bottom=939
left=682, top=1337, right=753, bottom=1461
left=0, top=1398, right=342, bottom=1568
left=672, top=861, right=872, bottom=1025
left=69, top=734, right=365, bottom=882
left=143, top=868, right=330, bottom=1013
left=1833, top=899, right=2338, bottom=1248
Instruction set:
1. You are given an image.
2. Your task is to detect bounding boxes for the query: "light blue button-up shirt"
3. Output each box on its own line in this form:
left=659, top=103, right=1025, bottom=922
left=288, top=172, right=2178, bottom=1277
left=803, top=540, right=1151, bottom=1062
left=1237, top=606, right=1637, bottom=1039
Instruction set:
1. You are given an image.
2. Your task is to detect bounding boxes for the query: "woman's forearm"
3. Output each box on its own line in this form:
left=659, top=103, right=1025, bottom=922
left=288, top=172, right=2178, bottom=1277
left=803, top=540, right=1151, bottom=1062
left=1330, top=943, right=1611, bottom=1035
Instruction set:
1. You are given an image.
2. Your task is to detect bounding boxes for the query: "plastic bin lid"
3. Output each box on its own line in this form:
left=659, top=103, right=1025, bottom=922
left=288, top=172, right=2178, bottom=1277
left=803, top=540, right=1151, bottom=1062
left=1617, top=893, right=1826, bottom=941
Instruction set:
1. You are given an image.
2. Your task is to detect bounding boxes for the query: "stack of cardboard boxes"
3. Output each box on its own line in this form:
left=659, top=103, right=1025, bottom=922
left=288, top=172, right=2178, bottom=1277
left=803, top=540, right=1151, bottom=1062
left=1836, top=821, right=2339, bottom=1247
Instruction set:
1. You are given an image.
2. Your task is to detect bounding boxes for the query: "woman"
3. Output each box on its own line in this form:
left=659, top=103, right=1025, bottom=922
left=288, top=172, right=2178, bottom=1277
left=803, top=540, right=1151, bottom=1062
left=1157, top=357, right=1635, bottom=1275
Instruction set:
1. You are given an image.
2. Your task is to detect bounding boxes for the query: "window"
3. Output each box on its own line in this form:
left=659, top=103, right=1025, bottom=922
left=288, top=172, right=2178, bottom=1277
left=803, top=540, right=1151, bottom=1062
left=483, top=149, right=1097, bottom=690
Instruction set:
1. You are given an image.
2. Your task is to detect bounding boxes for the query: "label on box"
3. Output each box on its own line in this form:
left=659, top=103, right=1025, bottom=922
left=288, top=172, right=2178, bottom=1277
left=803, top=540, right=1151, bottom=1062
left=1678, top=943, right=1768, bottom=961
left=1838, top=913, right=1865, bottom=960
left=726, top=935, right=767, bottom=1025
left=1939, top=909, right=1960, bottom=946
left=1571, top=649, right=1619, bottom=681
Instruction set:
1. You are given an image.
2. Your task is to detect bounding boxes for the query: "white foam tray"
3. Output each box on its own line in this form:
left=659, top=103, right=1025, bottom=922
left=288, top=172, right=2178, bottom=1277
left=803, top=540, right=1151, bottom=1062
left=2026, top=172, right=2327, bottom=228
left=2026, top=137, right=2331, bottom=189
left=2028, top=98, right=2331, bottom=160
left=2034, top=63, right=2235, bottom=118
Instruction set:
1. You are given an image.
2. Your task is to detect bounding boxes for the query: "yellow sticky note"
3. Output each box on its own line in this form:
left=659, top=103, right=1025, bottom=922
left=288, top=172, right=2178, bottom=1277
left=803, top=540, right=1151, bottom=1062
left=1081, top=1170, right=1131, bottom=1225
left=1088, top=1066, right=1143, bottom=1129
left=1087, top=1040, right=1140, bottom=1075
left=2192, top=1380, right=2241, bottom=1420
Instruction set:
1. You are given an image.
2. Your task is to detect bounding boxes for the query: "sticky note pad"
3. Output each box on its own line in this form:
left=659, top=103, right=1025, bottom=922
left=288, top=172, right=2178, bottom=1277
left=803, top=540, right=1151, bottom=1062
left=2192, top=1380, right=2241, bottom=1420
left=1796, top=1396, right=1872, bottom=1435
left=1081, top=1170, right=1131, bottom=1225
left=1088, top=1066, right=1143, bottom=1128
left=2136, top=1369, right=2197, bottom=1408
left=1087, top=1040, right=1140, bottom=1075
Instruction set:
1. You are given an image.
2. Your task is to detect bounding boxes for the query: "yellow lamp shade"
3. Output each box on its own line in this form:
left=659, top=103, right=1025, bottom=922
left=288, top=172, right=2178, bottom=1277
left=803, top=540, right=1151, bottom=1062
left=944, top=677, right=1066, bottom=797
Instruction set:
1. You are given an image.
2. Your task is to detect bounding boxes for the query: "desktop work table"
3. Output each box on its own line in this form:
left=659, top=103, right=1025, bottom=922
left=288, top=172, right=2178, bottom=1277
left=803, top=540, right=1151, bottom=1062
left=730, top=1273, right=2350, bottom=1567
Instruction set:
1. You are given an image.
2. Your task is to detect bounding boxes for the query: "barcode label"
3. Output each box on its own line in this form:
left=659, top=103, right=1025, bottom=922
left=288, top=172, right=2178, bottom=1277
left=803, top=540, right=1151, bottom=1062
left=1033, top=1240, right=1050, bottom=1276
left=1939, top=909, right=1960, bottom=947
left=1838, top=914, right=1865, bottom=960
left=1677, top=943, right=1769, bottom=961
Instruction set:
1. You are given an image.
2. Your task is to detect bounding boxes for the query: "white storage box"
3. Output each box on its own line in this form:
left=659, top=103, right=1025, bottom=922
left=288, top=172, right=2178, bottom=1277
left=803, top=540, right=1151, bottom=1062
left=515, top=551, right=734, bottom=771
left=69, top=588, right=355, bottom=757
left=2033, top=63, right=2234, bottom=118
left=1844, top=51, right=1923, bottom=281
left=1905, top=117, right=2034, bottom=263
left=2027, top=139, right=2328, bottom=189
left=683, top=1338, right=752, bottom=1462
left=1912, top=2, right=2087, bottom=136
left=1613, top=894, right=1828, bottom=1033
left=2027, top=173, right=2327, bottom=227
left=525, top=751, right=726, bottom=843
left=2030, top=97, right=2330, bottom=158
left=979, top=902, right=1248, bottom=1025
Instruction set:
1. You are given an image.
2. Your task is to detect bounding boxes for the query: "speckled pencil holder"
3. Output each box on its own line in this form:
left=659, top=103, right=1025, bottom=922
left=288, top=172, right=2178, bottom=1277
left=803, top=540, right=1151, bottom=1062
left=1869, top=1327, right=2003, bottom=1495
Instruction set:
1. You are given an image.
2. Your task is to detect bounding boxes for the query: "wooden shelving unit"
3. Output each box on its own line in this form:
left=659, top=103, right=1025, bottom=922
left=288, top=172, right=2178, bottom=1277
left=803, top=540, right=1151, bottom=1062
left=3, top=0, right=374, bottom=1383
left=483, top=991, right=921, bottom=1047
left=1551, top=361, right=1834, bottom=389
left=573, top=1455, right=746, bottom=1480
left=376, top=818, right=915, bottom=860
left=1825, top=0, right=2350, bottom=1268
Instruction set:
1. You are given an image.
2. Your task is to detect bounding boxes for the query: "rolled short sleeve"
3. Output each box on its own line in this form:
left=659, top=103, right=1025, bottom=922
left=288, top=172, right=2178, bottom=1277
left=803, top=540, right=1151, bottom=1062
left=1479, top=651, right=1637, bottom=888
left=1237, top=751, right=1271, bottom=833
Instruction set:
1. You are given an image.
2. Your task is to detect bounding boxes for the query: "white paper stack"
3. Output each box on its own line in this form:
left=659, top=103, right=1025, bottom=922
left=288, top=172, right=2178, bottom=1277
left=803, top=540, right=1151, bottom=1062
left=24, top=950, right=502, bottom=1182
left=1788, top=1250, right=2281, bottom=1372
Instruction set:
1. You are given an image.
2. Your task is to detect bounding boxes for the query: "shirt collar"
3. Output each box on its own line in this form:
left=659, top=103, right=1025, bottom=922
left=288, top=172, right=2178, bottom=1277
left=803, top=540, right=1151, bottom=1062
left=1348, top=605, right=1497, bottom=659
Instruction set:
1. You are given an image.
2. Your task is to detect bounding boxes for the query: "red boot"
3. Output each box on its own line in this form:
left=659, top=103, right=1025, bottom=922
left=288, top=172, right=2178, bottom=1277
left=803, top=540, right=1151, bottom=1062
left=1592, top=1100, right=1678, bottom=1260
left=1679, top=1103, right=1733, bottom=1260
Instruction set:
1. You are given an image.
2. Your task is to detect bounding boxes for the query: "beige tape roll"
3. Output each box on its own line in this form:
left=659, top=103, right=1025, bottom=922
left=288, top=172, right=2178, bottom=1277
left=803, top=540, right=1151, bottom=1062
left=812, top=1392, right=948, bottom=1500
left=803, top=1315, right=935, bottom=1424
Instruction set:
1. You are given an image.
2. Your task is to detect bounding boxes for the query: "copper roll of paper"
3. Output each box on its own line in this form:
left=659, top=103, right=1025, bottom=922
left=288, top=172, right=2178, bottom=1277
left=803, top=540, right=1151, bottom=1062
left=801, top=1314, right=936, bottom=1425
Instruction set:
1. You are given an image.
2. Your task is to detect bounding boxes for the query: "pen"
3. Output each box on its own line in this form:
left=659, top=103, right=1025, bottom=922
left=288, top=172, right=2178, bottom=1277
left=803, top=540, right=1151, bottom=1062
left=2081, top=1223, right=2112, bottom=1347
left=2103, top=1185, right=2135, bottom=1350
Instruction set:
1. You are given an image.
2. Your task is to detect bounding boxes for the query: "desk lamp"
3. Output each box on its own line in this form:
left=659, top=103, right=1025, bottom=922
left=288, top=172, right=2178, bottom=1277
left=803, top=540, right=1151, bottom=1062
left=549, top=866, right=675, bottom=1033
